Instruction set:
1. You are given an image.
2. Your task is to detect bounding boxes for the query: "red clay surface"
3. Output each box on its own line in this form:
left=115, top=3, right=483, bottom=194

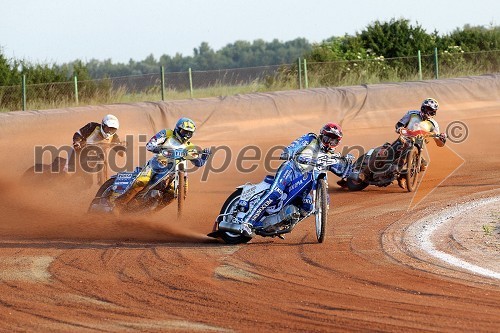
left=0, top=81, right=499, bottom=332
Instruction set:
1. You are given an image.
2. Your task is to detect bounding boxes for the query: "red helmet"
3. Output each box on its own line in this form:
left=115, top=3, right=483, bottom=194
left=319, top=122, right=343, bottom=152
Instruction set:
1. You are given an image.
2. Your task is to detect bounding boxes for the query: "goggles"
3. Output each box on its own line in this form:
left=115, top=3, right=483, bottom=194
left=321, top=134, right=340, bottom=147
left=102, top=124, right=117, bottom=135
left=178, top=128, right=194, bottom=139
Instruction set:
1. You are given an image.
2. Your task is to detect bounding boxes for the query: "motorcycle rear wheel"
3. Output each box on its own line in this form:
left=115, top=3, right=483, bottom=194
left=315, top=178, right=328, bottom=243
left=346, top=178, right=369, bottom=191
left=405, top=147, right=420, bottom=192
left=219, top=188, right=252, bottom=244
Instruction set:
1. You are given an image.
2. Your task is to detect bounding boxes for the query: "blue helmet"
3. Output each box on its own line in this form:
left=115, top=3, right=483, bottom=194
left=174, top=117, right=196, bottom=143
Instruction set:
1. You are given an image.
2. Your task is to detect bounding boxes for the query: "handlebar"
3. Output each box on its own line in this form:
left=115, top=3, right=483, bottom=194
left=160, top=148, right=203, bottom=160
left=400, top=129, right=439, bottom=138
left=295, top=154, right=339, bottom=168
left=77, top=141, right=127, bottom=149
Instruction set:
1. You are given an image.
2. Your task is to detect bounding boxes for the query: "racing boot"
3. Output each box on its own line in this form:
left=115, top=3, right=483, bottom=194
left=420, top=158, right=428, bottom=172
left=337, top=179, right=348, bottom=188
left=397, top=177, right=406, bottom=189
left=155, top=181, right=176, bottom=209
left=233, top=215, right=253, bottom=237
left=241, top=223, right=253, bottom=237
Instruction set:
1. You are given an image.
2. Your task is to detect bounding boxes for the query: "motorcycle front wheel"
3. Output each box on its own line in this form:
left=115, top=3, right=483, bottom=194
left=177, top=168, right=185, bottom=219
left=405, top=147, right=420, bottom=192
left=315, top=178, right=328, bottom=243
left=218, top=188, right=252, bottom=244
left=88, top=178, right=115, bottom=213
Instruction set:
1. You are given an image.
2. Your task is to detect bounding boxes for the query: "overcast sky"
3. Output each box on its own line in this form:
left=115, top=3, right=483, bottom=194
left=1, top=0, right=498, bottom=65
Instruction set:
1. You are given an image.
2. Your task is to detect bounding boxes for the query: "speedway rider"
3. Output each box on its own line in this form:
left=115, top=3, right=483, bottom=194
left=115, top=117, right=211, bottom=205
left=236, top=122, right=353, bottom=236
left=66, top=114, right=121, bottom=185
left=337, top=98, right=447, bottom=189
left=395, top=98, right=447, bottom=180
left=72, top=114, right=121, bottom=150
left=395, top=97, right=447, bottom=148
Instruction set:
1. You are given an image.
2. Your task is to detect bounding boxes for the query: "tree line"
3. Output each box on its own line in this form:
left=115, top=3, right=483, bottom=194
left=1, top=18, right=499, bottom=86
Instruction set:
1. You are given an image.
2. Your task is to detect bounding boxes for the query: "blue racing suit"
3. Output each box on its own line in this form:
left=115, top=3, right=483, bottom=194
left=243, top=133, right=352, bottom=227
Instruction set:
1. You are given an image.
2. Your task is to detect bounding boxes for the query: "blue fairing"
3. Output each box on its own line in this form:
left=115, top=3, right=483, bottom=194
left=283, top=172, right=313, bottom=206
left=112, top=171, right=137, bottom=194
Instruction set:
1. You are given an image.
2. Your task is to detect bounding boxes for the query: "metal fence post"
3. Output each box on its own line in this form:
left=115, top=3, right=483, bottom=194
left=160, top=66, right=165, bottom=101
left=188, top=68, right=193, bottom=98
left=74, top=74, right=79, bottom=104
left=22, top=74, right=26, bottom=111
left=298, top=57, right=302, bottom=89
left=417, top=50, right=422, bottom=80
left=434, top=47, right=439, bottom=79
left=303, top=58, right=309, bottom=89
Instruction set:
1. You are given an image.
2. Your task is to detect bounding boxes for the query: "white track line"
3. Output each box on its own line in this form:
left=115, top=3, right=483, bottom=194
left=417, top=196, right=500, bottom=280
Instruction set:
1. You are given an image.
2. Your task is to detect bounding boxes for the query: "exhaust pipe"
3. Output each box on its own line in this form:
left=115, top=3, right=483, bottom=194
left=218, top=220, right=245, bottom=234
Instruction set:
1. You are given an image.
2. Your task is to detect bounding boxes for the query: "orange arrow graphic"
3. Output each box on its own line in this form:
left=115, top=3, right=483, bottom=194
left=409, top=141, right=464, bottom=210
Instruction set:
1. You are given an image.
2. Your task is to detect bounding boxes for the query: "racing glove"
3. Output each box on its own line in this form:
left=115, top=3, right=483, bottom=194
left=329, top=155, right=353, bottom=178
left=343, top=153, right=355, bottom=163
left=73, top=140, right=85, bottom=151
left=438, top=133, right=447, bottom=144
left=279, top=150, right=290, bottom=161
left=200, top=147, right=211, bottom=161
left=340, top=155, right=354, bottom=178
left=295, top=155, right=312, bottom=165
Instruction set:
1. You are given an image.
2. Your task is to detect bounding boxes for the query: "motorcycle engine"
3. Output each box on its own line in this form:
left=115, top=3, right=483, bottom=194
left=262, top=205, right=300, bottom=231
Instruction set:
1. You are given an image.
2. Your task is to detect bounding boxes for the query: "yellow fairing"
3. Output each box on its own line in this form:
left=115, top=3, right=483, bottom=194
left=135, top=164, right=153, bottom=187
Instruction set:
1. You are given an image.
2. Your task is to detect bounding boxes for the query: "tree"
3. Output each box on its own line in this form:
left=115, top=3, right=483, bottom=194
left=440, top=24, right=500, bottom=51
left=358, top=18, right=435, bottom=58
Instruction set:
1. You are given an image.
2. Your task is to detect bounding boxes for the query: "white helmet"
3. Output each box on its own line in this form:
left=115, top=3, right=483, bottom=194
left=101, top=114, right=119, bottom=139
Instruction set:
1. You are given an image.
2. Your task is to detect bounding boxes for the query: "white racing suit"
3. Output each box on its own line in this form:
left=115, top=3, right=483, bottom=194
left=393, top=110, right=446, bottom=169
left=66, top=122, right=121, bottom=186
left=395, top=110, right=443, bottom=141
left=242, top=133, right=352, bottom=228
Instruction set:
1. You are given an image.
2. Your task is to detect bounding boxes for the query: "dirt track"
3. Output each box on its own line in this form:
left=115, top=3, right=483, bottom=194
left=0, top=77, right=499, bottom=332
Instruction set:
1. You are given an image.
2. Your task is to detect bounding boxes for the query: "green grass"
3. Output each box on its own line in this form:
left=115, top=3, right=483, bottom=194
left=2, top=54, right=498, bottom=112
left=1, top=81, right=297, bottom=112
left=482, top=224, right=494, bottom=236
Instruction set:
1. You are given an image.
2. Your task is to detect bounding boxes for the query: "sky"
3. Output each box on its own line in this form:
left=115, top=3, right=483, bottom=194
left=1, top=0, right=498, bottom=65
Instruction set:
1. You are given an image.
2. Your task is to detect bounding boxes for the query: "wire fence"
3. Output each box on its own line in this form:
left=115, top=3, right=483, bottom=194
left=1, top=50, right=499, bottom=112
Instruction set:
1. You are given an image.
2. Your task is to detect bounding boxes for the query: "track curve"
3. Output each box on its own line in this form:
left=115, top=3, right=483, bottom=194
left=1, top=82, right=499, bottom=332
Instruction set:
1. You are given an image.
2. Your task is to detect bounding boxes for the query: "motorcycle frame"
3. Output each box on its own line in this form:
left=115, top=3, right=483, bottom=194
left=356, top=135, right=425, bottom=186
left=217, top=157, right=332, bottom=237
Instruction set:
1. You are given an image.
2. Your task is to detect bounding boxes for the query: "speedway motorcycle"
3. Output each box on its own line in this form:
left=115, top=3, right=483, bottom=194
left=88, top=146, right=200, bottom=217
left=208, top=153, right=339, bottom=244
left=347, top=129, right=439, bottom=192
left=23, top=142, right=124, bottom=187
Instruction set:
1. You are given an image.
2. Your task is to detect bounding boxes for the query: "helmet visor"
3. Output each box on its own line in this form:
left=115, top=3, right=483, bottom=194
left=321, top=133, right=340, bottom=148
left=425, top=108, right=436, bottom=117
left=179, top=128, right=194, bottom=140
left=102, top=124, right=117, bottom=135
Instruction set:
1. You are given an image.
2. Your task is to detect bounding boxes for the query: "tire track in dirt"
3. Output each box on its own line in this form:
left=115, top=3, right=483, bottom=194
left=2, top=87, right=500, bottom=331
